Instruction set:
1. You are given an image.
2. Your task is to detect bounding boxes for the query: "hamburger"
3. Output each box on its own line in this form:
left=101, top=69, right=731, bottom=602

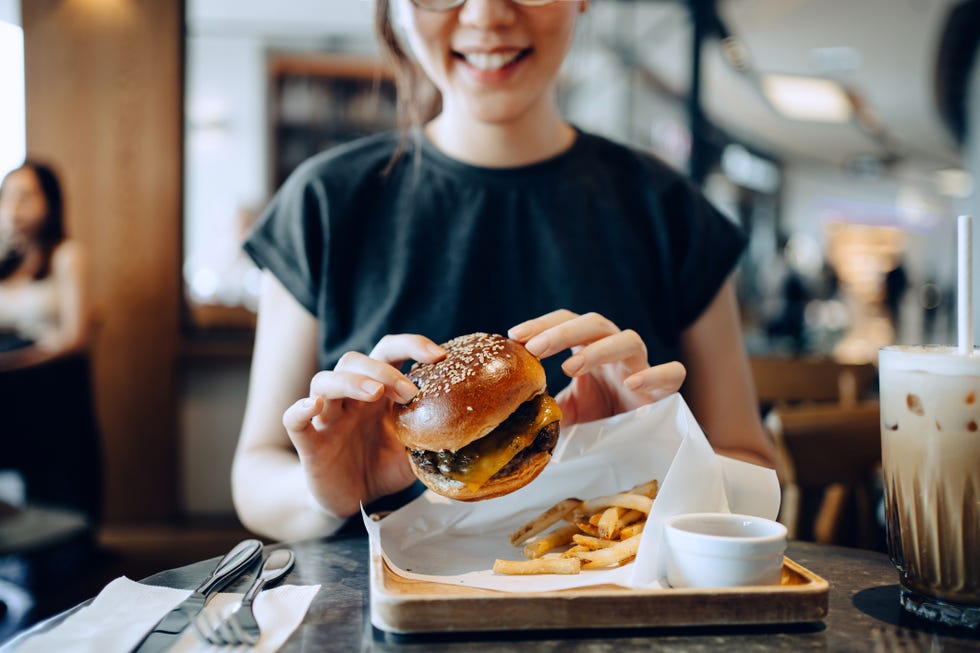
left=392, top=332, right=562, bottom=501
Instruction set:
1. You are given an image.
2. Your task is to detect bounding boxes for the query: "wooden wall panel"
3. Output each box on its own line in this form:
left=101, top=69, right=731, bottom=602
left=22, top=0, right=183, bottom=521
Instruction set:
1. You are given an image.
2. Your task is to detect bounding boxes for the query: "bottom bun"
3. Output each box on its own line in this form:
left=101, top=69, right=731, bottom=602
left=408, top=421, right=559, bottom=501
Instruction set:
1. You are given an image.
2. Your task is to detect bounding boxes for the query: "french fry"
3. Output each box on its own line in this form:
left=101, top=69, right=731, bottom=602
left=597, top=506, right=624, bottom=539
left=619, top=520, right=646, bottom=539
left=496, top=478, right=658, bottom=575
left=572, top=533, right=616, bottom=550
left=522, top=522, right=580, bottom=559
left=508, top=498, right=582, bottom=546
left=571, top=534, right=643, bottom=569
left=493, top=557, right=582, bottom=575
left=616, top=509, right=645, bottom=529
left=560, top=544, right=590, bottom=558
left=578, top=492, right=653, bottom=515
left=629, top=479, right=659, bottom=499
left=575, top=520, right=600, bottom=537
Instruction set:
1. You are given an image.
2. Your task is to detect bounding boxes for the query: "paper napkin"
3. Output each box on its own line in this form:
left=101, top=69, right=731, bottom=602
left=13, top=576, right=320, bottom=653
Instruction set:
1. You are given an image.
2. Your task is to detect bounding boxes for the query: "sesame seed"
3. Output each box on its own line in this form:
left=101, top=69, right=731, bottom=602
left=403, top=333, right=509, bottom=403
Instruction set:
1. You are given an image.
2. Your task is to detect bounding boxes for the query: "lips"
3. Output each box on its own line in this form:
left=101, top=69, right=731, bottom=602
left=453, top=48, right=531, bottom=72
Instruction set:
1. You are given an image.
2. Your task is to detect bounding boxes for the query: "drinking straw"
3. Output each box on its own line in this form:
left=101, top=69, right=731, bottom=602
left=958, top=215, right=974, bottom=355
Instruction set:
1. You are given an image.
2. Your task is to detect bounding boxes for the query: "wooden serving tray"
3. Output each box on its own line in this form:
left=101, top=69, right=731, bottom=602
left=369, top=553, right=829, bottom=634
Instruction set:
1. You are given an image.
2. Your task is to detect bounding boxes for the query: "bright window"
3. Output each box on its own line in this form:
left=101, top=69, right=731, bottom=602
left=0, top=17, right=25, bottom=180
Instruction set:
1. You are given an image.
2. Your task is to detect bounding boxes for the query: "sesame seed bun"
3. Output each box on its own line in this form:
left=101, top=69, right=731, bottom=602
left=392, top=333, right=560, bottom=501
left=393, top=333, right=547, bottom=453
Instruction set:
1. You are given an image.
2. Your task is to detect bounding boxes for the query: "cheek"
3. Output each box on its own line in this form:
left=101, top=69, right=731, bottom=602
left=403, top=16, right=451, bottom=83
left=28, top=198, right=47, bottom=221
left=532, top=8, right=579, bottom=56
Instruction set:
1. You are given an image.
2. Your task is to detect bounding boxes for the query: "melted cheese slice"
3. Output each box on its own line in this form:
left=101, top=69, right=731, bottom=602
left=444, top=394, right=562, bottom=491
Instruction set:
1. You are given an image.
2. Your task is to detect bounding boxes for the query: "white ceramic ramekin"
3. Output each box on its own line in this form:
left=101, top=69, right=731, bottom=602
left=663, top=512, right=788, bottom=589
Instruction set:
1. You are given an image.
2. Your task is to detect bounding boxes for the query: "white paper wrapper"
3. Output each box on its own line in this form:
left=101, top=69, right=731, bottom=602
left=363, top=393, right=779, bottom=592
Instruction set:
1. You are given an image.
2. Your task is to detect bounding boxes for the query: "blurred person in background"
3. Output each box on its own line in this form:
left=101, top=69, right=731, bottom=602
left=233, top=0, right=776, bottom=542
left=0, top=161, right=91, bottom=370
left=0, top=161, right=102, bottom=524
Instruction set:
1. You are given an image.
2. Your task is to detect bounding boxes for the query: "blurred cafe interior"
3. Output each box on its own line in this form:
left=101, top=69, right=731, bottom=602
left=0, top=0, right=977, bottom=639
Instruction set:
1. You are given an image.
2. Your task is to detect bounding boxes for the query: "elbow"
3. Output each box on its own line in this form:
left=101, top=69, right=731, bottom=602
left=230, top=448, right=345, bottom=542
left=230, top=453, right=277, bottom=540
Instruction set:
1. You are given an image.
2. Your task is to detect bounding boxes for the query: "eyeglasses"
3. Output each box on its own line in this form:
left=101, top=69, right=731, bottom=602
left=410, top=0, right=559, bottom=11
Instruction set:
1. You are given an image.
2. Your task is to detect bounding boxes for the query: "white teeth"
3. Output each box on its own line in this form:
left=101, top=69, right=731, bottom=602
left=463, top=51, right=521, bottom=71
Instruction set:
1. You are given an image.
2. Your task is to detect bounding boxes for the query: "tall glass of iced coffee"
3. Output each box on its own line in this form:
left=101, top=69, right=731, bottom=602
left=879, top=345, right=980, bottom=628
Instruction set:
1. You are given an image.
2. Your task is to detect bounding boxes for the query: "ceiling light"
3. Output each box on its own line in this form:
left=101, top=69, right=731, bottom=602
left=761, top=74, right=853, bottom=123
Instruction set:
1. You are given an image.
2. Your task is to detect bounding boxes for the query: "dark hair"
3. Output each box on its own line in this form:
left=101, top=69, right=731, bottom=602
left=374, top=0, right=442, bottom=169
left=0, top=160, right=66, bottom=281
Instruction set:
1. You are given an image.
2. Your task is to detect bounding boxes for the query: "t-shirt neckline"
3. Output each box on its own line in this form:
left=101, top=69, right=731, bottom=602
left=417, top=125, right=587, bottom=183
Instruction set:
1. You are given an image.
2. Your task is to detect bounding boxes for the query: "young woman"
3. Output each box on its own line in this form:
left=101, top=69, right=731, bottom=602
left=233, top=0, right=775, bottom=542
left=0, top=161, right=91, bottom=370
left=0, top=161, right=101, bottom=522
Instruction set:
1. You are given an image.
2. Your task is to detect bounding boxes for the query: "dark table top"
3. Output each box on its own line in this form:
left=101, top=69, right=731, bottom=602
left=146, top=535, right=978, bottom=652
left=7, top=534, right=979, bottom=652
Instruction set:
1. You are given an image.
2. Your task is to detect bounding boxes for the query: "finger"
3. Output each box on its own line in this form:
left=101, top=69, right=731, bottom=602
left=334, top=351, right=419, bottom=403
left=522, top=312, right=620, bottom=359
left=282, top=395, right=323, bottom=435
left=562, top=329, right=648, bottom=378
left=508, top=309, right=579, bottom=343
left=309, top=368, right=390, bottom=403
left=624, top=361, right=686, bottom=399
left=369, top=334, right=445, bottom=366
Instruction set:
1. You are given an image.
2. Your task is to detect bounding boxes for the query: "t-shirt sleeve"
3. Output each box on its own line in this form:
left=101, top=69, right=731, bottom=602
left=664, top=179, right=748, bottom=329
left=242, top=168, right=328, bottom=316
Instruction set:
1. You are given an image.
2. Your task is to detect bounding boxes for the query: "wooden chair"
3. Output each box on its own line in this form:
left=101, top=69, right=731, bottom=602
left=750, top=356, right=878, bottom=408
left=750, top=357, right=882, bottom=548
left=765, top=402, right=882, bottom=547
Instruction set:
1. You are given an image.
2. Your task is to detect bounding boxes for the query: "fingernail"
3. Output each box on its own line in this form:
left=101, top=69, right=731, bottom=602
left=396, top=379, right=419, bottom=401
left=524, top=336, right=546, bottom=356
left=562, top=354, right=584, bottom=376
left=508, top=324, right=530, bottom=340
left=301, top=397, right=317, bottom=410
left=426, top=344, right=445, bottom=358
left=361, top=380, right=384, bottom=397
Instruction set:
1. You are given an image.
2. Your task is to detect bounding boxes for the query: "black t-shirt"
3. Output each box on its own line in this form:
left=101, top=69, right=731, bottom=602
left=244, top=128, right=746, bottom=393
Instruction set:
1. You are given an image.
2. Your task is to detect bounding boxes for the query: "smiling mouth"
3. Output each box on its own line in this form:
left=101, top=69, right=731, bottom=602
left=453, top=48, right=532, bottom=72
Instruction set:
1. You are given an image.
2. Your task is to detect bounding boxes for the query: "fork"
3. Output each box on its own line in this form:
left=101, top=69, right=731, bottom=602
left=193, top=547, right=295, bottom=646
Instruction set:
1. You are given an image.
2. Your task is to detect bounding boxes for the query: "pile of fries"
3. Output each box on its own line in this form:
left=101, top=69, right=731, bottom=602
left=493, top=479, right=659, bottom=575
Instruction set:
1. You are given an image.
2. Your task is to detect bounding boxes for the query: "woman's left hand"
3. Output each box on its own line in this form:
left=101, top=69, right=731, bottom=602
left=509, top=309, right=685, bottom=425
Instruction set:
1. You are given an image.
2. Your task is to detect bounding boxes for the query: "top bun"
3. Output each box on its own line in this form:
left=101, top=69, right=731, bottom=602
left=393, top=333, right=546, bottom=452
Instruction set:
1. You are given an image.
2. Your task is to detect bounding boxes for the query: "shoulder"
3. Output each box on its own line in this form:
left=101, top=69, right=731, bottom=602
left=573, top=128, right=683, bottom=189
left=283, top=131, right=400, bottom=193
left=51, top=240, right=87, bottom=272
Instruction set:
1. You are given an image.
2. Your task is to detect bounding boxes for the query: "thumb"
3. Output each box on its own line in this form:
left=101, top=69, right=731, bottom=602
left=553, top=384, right=578, bottom=426
left=282, top=396, right=324, bottom=455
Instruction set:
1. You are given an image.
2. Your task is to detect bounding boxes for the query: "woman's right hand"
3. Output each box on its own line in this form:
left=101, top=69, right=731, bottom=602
left=280, top=334, right=445, bottom=520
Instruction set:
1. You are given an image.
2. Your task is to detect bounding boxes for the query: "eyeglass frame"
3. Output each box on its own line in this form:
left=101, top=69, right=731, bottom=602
left=409, top=0, right=560, bottom=11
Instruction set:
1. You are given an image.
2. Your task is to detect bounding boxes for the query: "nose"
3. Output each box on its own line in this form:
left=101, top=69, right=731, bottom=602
left=457, top=0, right=517, bottom=28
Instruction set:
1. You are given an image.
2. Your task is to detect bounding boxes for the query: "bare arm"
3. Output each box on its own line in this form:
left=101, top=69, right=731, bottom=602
left=232, top=272, right=343, bottom=541
left=0, top=241, right=92, bottom=371
left=680, top=279, right=776, bottom=468
left=233, top=272, right=444, bottom=541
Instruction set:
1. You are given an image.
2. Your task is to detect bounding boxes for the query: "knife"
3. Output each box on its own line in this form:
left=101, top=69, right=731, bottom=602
left=130, top=538, right=263, bottom=653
